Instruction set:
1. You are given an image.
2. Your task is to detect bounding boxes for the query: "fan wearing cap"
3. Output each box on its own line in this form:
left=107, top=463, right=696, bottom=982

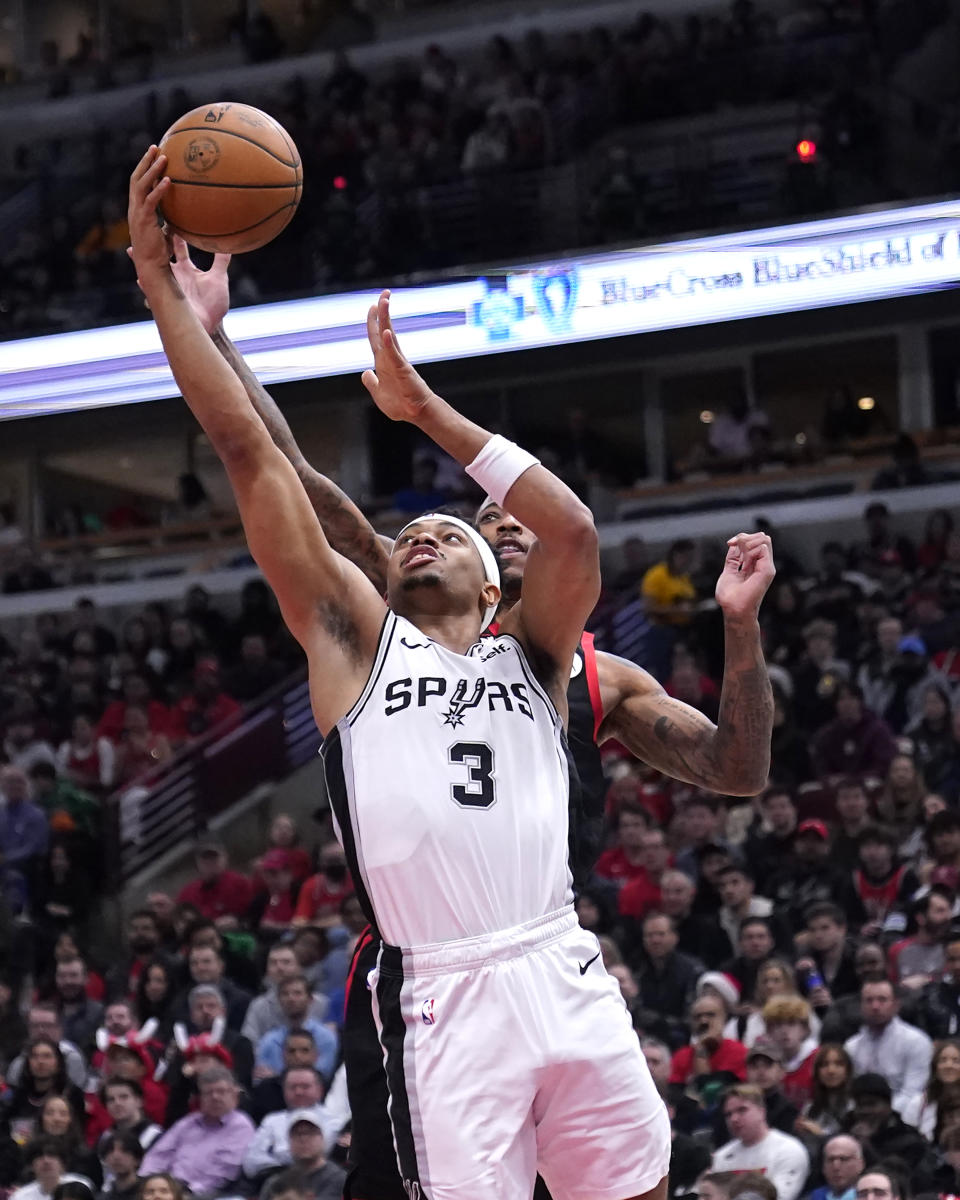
left=884, top=635, right=945, bottom=733
left=257, top=1110, right=346, bottom=1200
left=168, top=658, right=241, bottom=745
left=767, top=819, right=865, bottom=935
left=245, top=850, right=301, bottom=937
left=745, top=1037, right=801, bottom=1132
left=711, top=1036, right=799, bottom=1145
left=176, top=841, right=252, bottom=925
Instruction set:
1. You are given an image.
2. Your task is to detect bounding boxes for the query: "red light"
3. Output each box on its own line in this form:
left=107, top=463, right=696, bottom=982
left=796, top=139, right=817, bottom=162
left=333, top=175, right=348, bottom=190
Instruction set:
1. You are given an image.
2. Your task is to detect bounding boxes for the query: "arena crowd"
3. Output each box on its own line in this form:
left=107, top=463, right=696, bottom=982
left=0, top=489, right=955, bottom=1200
left=0, top=0, right=935, bottom=340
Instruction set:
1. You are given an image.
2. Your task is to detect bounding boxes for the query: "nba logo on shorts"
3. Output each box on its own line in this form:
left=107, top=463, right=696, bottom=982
left=421, top=998, right=437, bottom=1026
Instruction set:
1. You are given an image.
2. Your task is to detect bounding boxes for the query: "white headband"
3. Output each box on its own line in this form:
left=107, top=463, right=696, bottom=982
left=396, top=513, right=500, bottom=630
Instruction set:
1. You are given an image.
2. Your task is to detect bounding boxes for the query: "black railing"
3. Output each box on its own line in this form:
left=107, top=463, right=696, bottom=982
left=103, top=668, right=319, bottom=887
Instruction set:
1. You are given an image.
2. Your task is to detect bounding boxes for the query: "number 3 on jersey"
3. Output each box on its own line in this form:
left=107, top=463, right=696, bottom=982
left=448, top=742, right=496, bottom=809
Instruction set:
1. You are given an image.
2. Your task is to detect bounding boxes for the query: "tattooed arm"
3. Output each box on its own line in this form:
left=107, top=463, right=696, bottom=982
left=210, top=325, right=391, bottom=592
left=597, top=626, right=773, bottom=795
left=597, top=533, right=775, bottom=796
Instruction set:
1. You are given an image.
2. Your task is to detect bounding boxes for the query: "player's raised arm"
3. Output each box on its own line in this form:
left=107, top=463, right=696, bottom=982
left=597, top=533, right=775, bottom=795
left=128, top=147, right=386, bottom=731
left=361, top=291, right=598, bottom=706
left=148, top=237, right=392, bottom=593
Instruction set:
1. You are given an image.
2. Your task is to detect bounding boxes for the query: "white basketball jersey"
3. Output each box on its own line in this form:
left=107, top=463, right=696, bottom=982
left=321, top=612, right=574, bottom=949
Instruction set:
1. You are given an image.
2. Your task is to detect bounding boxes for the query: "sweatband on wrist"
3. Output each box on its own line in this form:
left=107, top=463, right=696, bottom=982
left=465, top=435, right=540, bottom=507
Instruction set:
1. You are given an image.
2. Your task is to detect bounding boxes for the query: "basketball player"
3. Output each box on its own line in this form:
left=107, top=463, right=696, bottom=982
left=157, top=232, right=777, bottom=1200
left=130, top=145, right=671, bottom=1200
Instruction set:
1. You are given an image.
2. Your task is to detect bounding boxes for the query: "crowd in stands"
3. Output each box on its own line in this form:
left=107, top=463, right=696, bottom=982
left=1, top=0, right=940, bottom=340
left=566, top=496, right=960, bottom=1200
left=0, top=487, right=957, bottom=1200
left=0, top=816, right=357, bottom=1200
left=0, top=578, right=301, bottom=932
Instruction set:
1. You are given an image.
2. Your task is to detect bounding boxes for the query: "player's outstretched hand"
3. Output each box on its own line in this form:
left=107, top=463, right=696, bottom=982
left=169, top=236, right=231, bottom=334
left=715, top=531, right=776, bottom=622
left=361, top=289, right=433, bottom=422
left=127, top=146, right=173, bottom=280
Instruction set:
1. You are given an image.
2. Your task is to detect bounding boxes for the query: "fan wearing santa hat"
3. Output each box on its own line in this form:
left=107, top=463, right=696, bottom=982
left=670, top=976, right=748, bottom=1097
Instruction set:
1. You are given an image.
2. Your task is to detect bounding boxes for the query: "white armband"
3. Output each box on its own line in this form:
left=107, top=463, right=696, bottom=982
left=465, top=435, right=540, bottom=507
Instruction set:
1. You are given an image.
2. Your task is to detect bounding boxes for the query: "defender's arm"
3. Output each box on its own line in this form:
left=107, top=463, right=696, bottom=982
left=362, top=291, right=598, bottom=703
left=599, top=533, right=775, bottom=796
left=210, top=324, right=391, bottom=592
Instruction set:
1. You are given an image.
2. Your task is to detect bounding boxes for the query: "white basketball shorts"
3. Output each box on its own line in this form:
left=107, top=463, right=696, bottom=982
left=369, top=906, right=671, bottom=1200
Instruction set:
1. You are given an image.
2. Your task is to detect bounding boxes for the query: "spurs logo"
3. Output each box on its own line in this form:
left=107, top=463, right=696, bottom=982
left=441, top=678, right=486, bottom=728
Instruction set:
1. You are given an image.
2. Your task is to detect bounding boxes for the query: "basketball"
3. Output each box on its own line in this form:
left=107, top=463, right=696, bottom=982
left=157, top=102, right=302, bottom=255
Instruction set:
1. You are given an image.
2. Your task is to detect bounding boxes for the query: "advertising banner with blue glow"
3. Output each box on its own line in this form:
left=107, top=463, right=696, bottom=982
left=1, top=199, right=959, bottom=420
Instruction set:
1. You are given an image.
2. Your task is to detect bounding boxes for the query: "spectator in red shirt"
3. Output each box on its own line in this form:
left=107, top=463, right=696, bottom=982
left=246, top=850, right=302, bottom=941
left=250, top=814, right=312, bottom=894
left=670, top=991, right=748, bottom=1087
left=91, top=1040, right=168, bottom=1127
left=98, top=672, right=170, bottom=743
left=604, top=772, right=673, bottom=830
left=618, top=827, right=672, bottom=919
left=763, top=995, right=818, bottom=1108
left=177, top=840, right=252, bottom=926
left=594, top=800, right=650, bottom=887
left=293, top=841, right=354, bottom=928
left=168, top=658, right=241, bottom=744
left=114, top=705, right=174, bottom=786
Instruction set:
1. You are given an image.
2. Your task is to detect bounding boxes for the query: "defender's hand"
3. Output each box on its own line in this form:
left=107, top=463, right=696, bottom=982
left=170, top=236, right=231, bottom=334
left=715, top=532, right=776, bottom=622
left=361, top=290, right=433, bottom=422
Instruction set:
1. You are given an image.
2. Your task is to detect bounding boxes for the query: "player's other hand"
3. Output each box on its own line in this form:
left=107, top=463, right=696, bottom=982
left=169, top=236, right=231, bottom=334
left=715, top=531, right=776, bottom=623
left=125, top=237, right=229, bottom=333
left=127, top=146, right=173, bottom=280
left=361, top=289, right=433, bottom=422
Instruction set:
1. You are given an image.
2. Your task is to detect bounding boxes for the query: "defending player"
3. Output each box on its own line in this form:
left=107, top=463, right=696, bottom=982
left=130, top=146, right=671, bottom=1200
left=156, top=234, right=776, bottom=1200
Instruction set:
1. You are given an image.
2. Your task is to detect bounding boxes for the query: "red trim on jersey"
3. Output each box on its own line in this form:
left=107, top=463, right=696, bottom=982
left=580, top=631, right=603, bottom=742
left=344, top=925, right=375, bottom=1021
left=487, top=623, right=602, bottom=740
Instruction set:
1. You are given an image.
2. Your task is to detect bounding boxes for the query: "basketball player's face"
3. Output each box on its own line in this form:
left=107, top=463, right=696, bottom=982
left=476, top=503, right=532, bottom=599
left=388, top=519, right=487, bottom=619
